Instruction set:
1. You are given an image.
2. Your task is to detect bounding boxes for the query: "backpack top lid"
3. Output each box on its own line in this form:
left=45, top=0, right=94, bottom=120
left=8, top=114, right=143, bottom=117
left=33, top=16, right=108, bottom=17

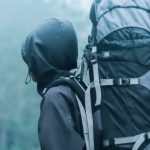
left=90, top=0, right=150, bottom=44
left=96, top=0, right=150, bottom=20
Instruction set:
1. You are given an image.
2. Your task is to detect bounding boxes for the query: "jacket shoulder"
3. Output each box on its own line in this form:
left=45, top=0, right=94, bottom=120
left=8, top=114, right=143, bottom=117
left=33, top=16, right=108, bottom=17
left=42, top=85, right=76, bottom=108
left=45, top=85, right=74, bottom=98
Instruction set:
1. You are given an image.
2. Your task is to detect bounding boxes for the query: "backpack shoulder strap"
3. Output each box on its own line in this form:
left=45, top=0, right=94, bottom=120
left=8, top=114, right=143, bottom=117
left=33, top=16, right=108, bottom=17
left=42, top=77, right=86, bottom=106
left=42, top=76, right=95, bottom=150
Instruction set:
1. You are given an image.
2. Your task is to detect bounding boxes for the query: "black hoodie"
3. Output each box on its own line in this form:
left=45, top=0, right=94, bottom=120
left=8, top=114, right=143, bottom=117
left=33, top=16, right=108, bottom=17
left=21, top=18, right=85, bottom=150
left=21, top=18, right=78, bottom=94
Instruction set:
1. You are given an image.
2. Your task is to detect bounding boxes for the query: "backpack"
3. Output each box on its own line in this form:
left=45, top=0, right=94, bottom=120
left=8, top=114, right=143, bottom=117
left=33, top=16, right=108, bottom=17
left=80, top=0, right=150, bottom=149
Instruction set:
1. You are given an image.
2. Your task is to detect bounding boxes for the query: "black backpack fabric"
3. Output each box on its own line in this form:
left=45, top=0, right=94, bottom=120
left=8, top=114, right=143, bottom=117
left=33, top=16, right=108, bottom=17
left=81, top=0, right=150, bottom=150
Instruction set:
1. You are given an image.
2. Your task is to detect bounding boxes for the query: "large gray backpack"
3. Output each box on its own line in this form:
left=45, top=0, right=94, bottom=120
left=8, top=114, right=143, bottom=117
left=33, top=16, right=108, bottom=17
left=80, top=0, right=150, bottom=150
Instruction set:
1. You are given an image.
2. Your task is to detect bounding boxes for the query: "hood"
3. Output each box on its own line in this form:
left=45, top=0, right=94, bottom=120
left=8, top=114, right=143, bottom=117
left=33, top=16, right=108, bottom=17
left=21, top=18, right=78, bottom=84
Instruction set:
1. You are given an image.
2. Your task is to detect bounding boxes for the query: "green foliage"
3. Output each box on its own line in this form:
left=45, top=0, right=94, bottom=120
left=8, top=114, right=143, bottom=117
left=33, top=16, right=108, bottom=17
left=0, top=0, right=92, bottom=149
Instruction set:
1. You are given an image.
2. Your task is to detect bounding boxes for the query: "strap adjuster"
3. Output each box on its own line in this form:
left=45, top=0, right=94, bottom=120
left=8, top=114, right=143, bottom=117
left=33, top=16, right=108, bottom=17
left=109, top=138, right=115, bottom=147
left=91, top=58, right=97, bottom=64
left=114, top=78, right=130, bottom=86
left=84, top=53, right=97, bottom=63
left=144, top=133, right=149, bottom=141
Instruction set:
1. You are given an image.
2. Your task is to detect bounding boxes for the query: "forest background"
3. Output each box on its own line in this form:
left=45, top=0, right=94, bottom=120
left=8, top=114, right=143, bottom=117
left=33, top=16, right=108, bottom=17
left=0, top=0, right=92, bottom=149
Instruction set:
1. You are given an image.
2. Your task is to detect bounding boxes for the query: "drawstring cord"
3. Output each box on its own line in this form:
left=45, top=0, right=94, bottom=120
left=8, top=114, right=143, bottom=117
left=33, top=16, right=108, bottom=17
left=25, top=70, right=31, bottom=85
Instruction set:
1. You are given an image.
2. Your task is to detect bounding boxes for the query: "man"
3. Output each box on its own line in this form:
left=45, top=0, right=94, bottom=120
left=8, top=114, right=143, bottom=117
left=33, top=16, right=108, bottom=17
left=21, top=18, right=86, bottom=150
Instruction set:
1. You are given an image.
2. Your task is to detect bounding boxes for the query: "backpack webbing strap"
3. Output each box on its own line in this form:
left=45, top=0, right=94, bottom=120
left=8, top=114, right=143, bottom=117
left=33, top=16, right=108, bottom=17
left=74, top=78, right=95, bottom=150
left=86, top=46, right=101, bottom=106
left=139, top=70, right=150, bottom=91
left=83, top=44, right=102, bottom=150
left=43, top=77, right=95, bottom=150
left=43, top=77, right=85, bottom=104
left=103, top=132, right=150, bottom=150
left=81, top=58, right=88, bottom=82
left=69, top=78, right=95, bottom=150
left=90, top=70, right=150, bottom=91
left=83, top=45, right=102, bottom=150
left=76, top=95, right=90, bottom=150
left=132, top=133, right=150, bottom=150
left=99, top=78, right=139, bottom=86
left=92, top=59, right=102, bottom=106
left=85, top=86, right=95, bottom=150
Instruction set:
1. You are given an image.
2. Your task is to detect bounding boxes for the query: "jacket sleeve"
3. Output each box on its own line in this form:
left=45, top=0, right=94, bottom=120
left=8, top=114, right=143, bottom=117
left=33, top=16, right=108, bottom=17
left=38, top=86, right=85, bottom=150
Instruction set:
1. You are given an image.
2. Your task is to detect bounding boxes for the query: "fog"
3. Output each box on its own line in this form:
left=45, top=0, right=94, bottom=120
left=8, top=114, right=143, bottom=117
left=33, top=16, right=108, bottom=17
left=0, top=0, right=92, bottom=149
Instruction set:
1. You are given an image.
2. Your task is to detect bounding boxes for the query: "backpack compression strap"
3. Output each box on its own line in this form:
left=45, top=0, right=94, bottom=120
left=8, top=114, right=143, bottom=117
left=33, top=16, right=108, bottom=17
left=70, top=77, right=95, bottom=150
left=93, top=70, right=150, bottom=91
left=103, top=132, right=150, bottom=150
left=83, top=44, right=102, bottom=106
left=81, top=44, right=102, bottom=150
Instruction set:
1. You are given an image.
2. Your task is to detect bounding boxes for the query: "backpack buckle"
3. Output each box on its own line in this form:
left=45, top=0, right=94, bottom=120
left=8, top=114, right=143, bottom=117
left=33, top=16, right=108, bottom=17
left=114, top=78, right=130, bottom=86
left=91, top=58, right=97, bottom=64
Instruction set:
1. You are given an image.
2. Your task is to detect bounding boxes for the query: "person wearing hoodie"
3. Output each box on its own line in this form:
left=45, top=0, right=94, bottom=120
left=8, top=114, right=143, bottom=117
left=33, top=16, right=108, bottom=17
left=21, top=18, right=86, bottom=150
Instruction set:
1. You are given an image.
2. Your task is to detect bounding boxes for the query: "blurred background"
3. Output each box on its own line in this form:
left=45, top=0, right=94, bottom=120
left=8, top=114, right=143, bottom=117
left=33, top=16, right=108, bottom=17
left=0, top=0, right=92, bottom=149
